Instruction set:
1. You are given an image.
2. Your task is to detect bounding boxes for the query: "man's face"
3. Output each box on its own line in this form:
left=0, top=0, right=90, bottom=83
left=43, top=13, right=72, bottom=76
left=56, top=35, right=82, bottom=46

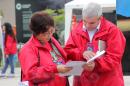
left=83, top=16, right=100, bottom=31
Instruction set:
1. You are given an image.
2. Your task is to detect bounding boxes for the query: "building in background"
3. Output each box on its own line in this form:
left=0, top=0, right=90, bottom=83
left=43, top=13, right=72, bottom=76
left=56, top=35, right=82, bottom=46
left=0, top=0, right=15, bottom=25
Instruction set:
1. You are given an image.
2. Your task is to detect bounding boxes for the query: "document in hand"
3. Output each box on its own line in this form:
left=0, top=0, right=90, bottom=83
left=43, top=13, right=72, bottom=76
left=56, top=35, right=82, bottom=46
left=86, top=50, right=105, bottom=63
left=59, top=50, right=105, bottom=76
left=59, top=61, right=86, bottom=76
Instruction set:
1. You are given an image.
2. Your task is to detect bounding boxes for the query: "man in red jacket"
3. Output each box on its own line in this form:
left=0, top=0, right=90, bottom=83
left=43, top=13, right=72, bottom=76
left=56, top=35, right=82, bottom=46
left=64, top=2, right=126, bottom=86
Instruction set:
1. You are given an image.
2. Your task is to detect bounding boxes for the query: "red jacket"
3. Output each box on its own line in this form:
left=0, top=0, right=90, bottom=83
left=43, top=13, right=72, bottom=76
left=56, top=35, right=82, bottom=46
left=18, top=35, right=67, bottom=86
left=4, top=35, right=17, bottom=55
left=64, top=17, right=126, bottom=86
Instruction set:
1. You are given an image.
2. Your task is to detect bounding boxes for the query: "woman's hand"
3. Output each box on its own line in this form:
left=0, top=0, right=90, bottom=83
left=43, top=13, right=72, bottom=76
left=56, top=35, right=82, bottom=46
left=57, top=65, right=72, bottom=73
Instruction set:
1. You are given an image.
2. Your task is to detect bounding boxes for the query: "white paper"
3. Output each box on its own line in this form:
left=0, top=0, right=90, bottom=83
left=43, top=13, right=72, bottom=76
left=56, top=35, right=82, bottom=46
left=18, top=81, right=29, bottom=86
left=59, top=50, right=105, bottom=76
left=59, top=61, right=86, bottom=76
left=86, top=50, right=105, bottom=63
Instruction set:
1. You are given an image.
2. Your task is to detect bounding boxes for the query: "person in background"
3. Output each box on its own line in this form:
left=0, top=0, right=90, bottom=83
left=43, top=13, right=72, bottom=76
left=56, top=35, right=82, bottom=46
left=18, top=11, right=72, bottom=86
left=0, top=22, right=17, bottom=77
left=53, top=28, right=60, bottom=43
left=64, top=2, right=126, bottom=86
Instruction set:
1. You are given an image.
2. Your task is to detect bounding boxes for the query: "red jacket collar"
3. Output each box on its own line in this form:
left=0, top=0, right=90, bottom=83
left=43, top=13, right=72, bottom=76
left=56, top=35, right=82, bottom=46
left=29, top=35, right=67, bottom=60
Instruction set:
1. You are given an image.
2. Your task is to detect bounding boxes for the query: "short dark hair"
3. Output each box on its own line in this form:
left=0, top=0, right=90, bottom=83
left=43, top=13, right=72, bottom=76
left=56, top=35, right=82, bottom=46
left=3, top=22, right=16, bottom=40
left=29, top=11, right=54, bottom=35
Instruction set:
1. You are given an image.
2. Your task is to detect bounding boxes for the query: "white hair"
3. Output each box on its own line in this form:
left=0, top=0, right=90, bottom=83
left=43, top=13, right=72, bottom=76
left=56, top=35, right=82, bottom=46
left=82, top=2, right=102, bottom=19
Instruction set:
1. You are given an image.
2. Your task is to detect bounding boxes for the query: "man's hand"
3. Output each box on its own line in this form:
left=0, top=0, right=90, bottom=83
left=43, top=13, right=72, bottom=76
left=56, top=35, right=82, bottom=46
left=57, top=65, right=72, bottom=73
left=83, top=51, right=96, bottom=60
left=83, top=62, right=95, bottom=71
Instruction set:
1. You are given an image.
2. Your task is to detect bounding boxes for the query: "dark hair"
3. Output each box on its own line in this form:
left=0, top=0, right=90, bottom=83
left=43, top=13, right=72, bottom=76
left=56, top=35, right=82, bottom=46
left=30, top=11, right=54, bottom=35
left=3, top=22, right=15, bottom=40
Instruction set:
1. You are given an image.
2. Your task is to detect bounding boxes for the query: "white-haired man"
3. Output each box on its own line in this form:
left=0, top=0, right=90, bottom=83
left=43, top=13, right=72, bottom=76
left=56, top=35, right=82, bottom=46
left=64, top=2, right=126, bottom=86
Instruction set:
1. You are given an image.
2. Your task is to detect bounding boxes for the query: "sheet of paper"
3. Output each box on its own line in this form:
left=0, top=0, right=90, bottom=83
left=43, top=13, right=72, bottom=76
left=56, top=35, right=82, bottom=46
left=59, top=61, right=86, bottom=76
left=87, top=50, right=105, bottom=63
left=59, top=50, right=105, bottom=76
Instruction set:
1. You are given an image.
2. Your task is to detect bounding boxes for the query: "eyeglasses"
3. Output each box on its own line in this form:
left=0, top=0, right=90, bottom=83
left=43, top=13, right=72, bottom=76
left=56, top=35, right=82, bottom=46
left=42, top=27, right=55, bottom=36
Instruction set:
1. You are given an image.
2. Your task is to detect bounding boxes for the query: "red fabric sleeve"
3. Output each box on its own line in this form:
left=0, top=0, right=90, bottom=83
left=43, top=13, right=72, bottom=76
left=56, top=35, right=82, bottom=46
left=64, top=32, right=84, bottom=61
left=95, top=28, right=126, bottom=73
left=19, top=46, right=58, bottom=83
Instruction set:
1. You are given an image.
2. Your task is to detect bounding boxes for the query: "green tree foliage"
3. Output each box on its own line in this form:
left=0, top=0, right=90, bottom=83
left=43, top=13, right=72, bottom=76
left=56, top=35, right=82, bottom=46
left=43, top=9, right=64, bottom=28
left=43, top=9, right=65, bottom=45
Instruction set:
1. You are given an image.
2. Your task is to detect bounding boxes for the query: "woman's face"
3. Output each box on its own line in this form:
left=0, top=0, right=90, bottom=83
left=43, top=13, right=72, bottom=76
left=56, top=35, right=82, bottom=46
left=36, top=27, right=55, bottom=44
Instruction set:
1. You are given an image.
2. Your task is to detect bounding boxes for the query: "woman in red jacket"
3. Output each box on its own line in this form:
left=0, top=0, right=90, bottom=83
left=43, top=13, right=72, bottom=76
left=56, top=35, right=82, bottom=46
left=18, top=11, right=72, bottom=86
left=0, top=22, right=17, bottom=77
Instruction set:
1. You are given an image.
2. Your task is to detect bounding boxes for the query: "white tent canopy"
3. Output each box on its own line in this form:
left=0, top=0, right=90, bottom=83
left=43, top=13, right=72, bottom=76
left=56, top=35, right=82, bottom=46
left=64, top=0, right=116, bottom=43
